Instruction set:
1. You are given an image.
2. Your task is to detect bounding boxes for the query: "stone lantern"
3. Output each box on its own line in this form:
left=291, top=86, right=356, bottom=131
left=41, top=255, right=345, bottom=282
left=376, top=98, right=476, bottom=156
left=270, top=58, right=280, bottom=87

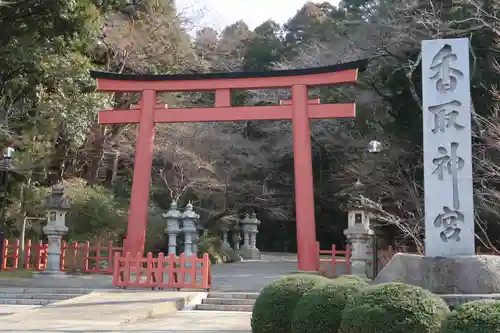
left=38, top=183, right=71, bottom=277
left=240, top=212, right=261, bottom=259
left=220, top=224, right=230, bottom=247
left=181, top=203, right=199, bottom=257
left=163, top=201, right=181, bottom=255
left=239, top=214, right=251, bottom=252
left=232, top=219, right=242, bottom=252
left=343, top=179, right=374, bottom=277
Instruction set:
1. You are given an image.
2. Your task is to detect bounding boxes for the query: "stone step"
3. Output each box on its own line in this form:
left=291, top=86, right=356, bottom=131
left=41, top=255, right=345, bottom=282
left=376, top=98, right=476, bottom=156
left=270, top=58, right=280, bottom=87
left=0, top=287, right=93, bottom=294
left=0, top=298, right=53, bottom=305
left=195, top=304, right=253, bottom=312
left=202, top=298, right=255, bottom=305
left=207, top=292, right=259, bottom=299
left=0, top=293, right=83, bottom=300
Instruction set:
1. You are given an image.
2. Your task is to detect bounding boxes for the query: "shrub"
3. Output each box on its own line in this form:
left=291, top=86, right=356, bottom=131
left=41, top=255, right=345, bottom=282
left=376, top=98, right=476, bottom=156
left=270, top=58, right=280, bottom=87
left=340, top=282, right=450, bottom=333
left=440, top=300, right=500, bottom=333
left=251, top=273, right=327, bottom=333
left=291, top=278, right=368, bottom=333
left=334, top=274, right=369, bottom=284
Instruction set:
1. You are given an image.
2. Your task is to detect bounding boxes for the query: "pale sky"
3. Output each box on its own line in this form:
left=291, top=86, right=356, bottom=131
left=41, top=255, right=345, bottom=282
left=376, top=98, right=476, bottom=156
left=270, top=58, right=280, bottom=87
left=176, top=0, right=341, bottom=32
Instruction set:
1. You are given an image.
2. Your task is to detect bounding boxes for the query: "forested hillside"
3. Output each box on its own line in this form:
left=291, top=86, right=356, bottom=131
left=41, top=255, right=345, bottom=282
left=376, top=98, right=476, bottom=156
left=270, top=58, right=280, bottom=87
left=1, top=0, right=499, bottom=254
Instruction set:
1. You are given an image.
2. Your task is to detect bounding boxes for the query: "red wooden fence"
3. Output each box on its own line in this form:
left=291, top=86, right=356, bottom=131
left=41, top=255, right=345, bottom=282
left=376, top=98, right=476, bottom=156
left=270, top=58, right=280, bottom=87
left=316, top=243, right=352, bottom=277
left=2, top=239, right=48, bottom=271
left=112, top=252, right=211, bottom=291
left=1, top=239, right=123, bottom=274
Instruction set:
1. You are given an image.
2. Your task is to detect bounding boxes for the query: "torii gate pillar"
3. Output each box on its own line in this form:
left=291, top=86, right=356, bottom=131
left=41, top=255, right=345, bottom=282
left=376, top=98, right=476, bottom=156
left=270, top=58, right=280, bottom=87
left=291, top=86, right=317, bottom=269
left=125, top=90, right=156, bottom=254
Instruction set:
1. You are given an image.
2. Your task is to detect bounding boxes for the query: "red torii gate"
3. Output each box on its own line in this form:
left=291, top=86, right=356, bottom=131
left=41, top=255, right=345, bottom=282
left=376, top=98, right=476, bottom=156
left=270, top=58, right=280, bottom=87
left=90, top=59, right=367, bottom=271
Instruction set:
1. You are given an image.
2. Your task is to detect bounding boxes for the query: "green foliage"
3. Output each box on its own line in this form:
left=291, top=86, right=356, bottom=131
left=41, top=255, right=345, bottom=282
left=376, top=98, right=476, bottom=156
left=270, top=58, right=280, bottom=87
left=334, top=274, right=370, bottom=284
left=63, top=179, right=127, bottom=240
left=197, top=233, right=225, bottom=263
left=243, top=20, right=283, bottom=72
left=340, top=282, right=450, bottom=333
left=291, top=278, right=368, bottom=333
left=251, top=274, right=328, bottom=333
left=440, top=300, right=500, bottom=333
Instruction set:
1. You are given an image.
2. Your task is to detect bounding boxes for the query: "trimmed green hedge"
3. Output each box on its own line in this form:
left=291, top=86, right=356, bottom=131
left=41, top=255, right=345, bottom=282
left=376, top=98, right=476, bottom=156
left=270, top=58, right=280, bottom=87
left=440, top=300, right=500, bottom=333
left=291, top=278, right=368, bottom=333
left=334, top=274, right=369, bottom=284
left=251, top=273, right=327, bottom=333
left=340, top=282, right=450, bottom=333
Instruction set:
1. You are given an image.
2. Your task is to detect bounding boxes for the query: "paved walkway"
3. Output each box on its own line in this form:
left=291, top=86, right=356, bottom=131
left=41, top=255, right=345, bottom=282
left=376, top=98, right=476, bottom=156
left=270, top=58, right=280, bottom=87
left=210, top=252, right=346, bottom=292
left=0, top=310, right=251, bottom=332
left=121, top=310, right=251, bottom=332
left=211, top=260, right=297, bottom=292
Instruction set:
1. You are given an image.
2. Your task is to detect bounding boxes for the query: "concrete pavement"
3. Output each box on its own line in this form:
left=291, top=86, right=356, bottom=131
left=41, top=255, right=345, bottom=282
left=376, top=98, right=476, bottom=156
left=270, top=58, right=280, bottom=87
left=0, top=309, right=251, bottom=332
left=0, top=290, right=201, bottom=332
left=0, top=305, right=39, bottom=316
left=121, top=310, right=251, bottom=332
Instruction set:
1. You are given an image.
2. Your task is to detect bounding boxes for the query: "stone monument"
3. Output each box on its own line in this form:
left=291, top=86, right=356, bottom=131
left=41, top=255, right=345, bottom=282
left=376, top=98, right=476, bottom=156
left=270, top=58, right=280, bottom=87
left=343, top=179, right=374, bottom=278
left=36, top=183, right=71, bottom=277
left=375, top=38, right=500, bottom=299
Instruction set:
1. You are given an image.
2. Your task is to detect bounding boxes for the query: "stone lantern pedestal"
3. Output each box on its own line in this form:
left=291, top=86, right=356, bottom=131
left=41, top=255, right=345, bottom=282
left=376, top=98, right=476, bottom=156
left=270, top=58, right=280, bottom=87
left=35, top=183, right=71, bottom=278
left=220, top=224, right=234, bottom=254
left=232, top=221, right=241, bottom=252
left=344, top=226, right=374, bottom=277
left=343, top=179, right=375, bottom=278
left=240, top=213, right=261, bottom=260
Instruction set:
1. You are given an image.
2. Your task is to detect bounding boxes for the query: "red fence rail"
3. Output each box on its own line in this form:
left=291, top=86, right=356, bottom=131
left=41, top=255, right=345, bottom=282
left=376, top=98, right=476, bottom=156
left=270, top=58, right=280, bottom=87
left=1, top=239, right=123, bottom=274
left=112, top=252, right=211, bottom=291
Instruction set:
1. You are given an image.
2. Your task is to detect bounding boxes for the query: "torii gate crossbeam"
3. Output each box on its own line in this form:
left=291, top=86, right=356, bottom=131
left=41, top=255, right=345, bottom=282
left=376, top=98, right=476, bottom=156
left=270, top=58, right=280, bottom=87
left=90, top=59, right=368, bottom=271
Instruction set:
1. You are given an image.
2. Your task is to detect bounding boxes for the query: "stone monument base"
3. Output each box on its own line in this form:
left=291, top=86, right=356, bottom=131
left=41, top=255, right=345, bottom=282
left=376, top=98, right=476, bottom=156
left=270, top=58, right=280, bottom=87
left=239, top=246, right=261, bottom=260
left=374, top=253, right=500, bottom=294
left=33, top=270, right=68, bottom=279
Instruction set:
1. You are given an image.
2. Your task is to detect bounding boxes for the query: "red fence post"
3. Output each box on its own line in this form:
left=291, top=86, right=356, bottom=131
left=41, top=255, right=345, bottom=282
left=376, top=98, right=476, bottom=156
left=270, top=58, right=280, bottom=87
left=345, top=245, right=352, bottom=274
left=146, top=252, right=154, bottom=286
left=155, top=252, right=164, bottom=285
left=35, top=241, right=45, bottom=271
left=112, top=251, right=120, bottom=286
left=83, top=241, right=90, bottom=272
left=59, top=240, right=67, bottom=271
left=13, top=239, right=20, bottom=269
left=201, top=253, right=211, bottom=290
left=24, top=239, right=31, bottom=269
left=1, top=239, right=8, bottom=270
left=331, top=244, right=337, bottom=277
